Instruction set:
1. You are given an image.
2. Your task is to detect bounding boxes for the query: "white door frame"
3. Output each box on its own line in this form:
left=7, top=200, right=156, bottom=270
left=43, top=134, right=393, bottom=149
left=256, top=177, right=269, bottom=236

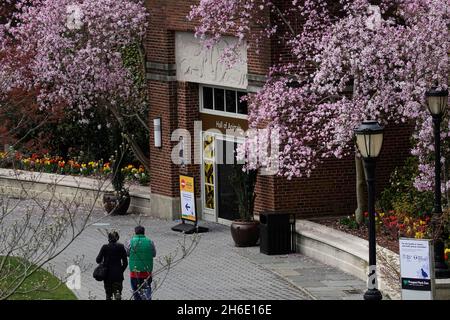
left=200, top=130, right=244, bottom=225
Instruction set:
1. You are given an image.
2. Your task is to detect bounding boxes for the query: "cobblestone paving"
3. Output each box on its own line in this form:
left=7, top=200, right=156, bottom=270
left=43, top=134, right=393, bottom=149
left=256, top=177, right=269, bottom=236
left=3, top=199, right=366, bottom=300
left=236, top=248, right=367, bottom=300
left=52, top=213, right=311, bottom=300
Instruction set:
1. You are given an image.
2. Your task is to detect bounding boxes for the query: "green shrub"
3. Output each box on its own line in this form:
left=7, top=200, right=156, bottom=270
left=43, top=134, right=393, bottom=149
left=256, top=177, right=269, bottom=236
left=377, top=157, right=434, bottom=217
left=339, top=215, right=360, bottom=229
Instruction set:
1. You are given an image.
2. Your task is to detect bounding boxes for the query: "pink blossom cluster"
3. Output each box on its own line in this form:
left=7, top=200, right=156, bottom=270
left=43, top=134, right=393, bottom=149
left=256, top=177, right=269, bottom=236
left=0, top=0, right=148, bottom=116
left=190, top=0, right=450, bottom=189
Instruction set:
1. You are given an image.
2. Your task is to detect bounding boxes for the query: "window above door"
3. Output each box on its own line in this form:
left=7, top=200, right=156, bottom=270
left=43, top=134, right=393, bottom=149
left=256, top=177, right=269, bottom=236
left=200, top=85, right=248, bottom=119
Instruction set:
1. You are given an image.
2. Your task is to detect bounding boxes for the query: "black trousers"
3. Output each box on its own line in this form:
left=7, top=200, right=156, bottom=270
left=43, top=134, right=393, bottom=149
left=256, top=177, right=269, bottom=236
left=104, top=281, right=123, bottom=300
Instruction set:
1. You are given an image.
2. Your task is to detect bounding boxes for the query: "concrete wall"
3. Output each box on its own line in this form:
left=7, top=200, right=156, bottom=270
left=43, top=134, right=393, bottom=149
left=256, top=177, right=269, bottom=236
left=295, top=220, right=450, bottom=300
left=0, top=169, right=151, bottom=216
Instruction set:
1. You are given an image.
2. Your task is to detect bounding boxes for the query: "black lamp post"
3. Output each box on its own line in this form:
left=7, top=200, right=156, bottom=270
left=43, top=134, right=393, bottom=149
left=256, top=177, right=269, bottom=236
left=354, top=120, right=384, bottom=301
left=425, top=87, right=450, bottom=279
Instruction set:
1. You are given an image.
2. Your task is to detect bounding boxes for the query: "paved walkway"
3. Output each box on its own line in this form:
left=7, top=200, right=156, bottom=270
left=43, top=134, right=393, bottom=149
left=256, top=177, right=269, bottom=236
left=238, top=248, right=367, bottom=300
left=46, top=211, right=366, bottom=300
left=2, top=197, right=366, bottom=300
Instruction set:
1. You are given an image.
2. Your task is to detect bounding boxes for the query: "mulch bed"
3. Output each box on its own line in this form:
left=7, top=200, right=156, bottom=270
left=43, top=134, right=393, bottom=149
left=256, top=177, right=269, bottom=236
left=311, top=217, right=400, bottom=254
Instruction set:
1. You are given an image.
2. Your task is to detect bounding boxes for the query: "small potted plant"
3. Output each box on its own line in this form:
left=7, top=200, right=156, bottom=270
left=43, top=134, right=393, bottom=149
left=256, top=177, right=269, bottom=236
left=103, top=144, right=131, bottom=215
left=229, top=164, right=259, bottom=247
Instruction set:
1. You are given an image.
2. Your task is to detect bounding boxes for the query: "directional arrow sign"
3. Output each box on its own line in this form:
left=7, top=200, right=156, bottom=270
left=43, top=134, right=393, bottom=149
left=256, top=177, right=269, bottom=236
left=179, top=175, right=196, bottom=222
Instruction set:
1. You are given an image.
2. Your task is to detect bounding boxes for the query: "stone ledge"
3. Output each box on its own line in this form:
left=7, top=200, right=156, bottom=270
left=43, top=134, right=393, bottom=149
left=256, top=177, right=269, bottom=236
left=297, top=220, right=370, bottom=261
left=0, top=168, right=150, bottom=198
left=295, top=219, right=450, bottom=300
left=0, top=168, right=151, bottom=214
left=436, top=279, right=450, bottom=300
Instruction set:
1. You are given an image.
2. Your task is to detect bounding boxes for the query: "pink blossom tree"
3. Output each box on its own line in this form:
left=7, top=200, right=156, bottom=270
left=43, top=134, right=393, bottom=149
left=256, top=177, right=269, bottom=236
left=190, top=0, right=449, bottom=208
left=0, top=0, right=150, bottom=170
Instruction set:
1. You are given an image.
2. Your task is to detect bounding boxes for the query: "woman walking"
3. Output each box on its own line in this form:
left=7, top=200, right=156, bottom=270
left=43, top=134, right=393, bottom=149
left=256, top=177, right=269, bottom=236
left=96, top=231, right=128, bottom=300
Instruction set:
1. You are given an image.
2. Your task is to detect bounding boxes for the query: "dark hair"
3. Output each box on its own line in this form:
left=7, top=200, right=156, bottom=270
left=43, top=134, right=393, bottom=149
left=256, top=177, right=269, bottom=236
left=108, top=231, right=119, bottom=243
left=135, top=225, right=145, bottom=235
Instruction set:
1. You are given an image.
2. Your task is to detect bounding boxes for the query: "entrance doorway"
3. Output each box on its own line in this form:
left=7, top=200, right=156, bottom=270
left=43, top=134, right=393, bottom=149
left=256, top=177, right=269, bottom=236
left=217, top=139, right=241, bottom=221
left=201, top=133, right=243, bottom=224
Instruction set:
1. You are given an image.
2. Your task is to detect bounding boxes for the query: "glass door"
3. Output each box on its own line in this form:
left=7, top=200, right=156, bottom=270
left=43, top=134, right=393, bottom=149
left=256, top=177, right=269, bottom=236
left=216, top=139, right=241, bottom=222
left=202, top=133, right=216, bottom=222
left=201, top=133, right=244, bottom=224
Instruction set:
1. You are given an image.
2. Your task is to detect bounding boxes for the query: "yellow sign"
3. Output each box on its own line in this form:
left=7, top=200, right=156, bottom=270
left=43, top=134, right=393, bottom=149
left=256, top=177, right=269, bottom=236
left=179, top=175, right=196, bottom=222
left=180, top=175, right=194, bottom=193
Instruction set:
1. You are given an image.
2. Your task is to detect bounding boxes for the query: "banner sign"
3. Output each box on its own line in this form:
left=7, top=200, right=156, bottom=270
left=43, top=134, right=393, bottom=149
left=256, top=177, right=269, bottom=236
left=399, top=238, right=434, bottom=300
left=179, top=175, right=196, bottom=223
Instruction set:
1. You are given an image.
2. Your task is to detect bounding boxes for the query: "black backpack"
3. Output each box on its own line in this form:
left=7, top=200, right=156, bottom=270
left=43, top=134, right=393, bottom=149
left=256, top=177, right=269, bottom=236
left=93, top=263, right=107, bottom=281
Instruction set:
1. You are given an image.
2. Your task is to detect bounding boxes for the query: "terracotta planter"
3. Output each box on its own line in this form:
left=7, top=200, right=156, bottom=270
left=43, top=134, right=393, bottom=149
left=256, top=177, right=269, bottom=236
left=230, top=220, right=260, bottom=247
left=102, top=191, right=131, bottom=215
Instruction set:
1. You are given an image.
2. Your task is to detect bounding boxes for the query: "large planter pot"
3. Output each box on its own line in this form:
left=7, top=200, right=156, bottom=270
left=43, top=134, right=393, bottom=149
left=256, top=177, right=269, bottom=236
left=102, top=191, right=131, bottom=215
left=230, top=220, right=260, bottom=247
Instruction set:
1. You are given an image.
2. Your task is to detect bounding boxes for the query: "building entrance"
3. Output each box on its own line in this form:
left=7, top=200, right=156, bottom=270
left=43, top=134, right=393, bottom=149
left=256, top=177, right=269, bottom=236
left=217, top=139, right=241, bottom=221
left=201, top=133, right=243, bottom=224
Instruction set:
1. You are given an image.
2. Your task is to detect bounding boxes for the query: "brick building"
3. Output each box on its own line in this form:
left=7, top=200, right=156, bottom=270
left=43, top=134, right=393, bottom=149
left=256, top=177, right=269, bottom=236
left=145, top=0, right=412, bottom=224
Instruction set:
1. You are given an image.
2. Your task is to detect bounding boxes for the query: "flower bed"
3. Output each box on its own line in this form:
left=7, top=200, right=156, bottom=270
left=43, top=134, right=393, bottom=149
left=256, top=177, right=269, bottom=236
left=314, top=156, right=450, bottom=265
left=316, top=211, right=449, bottom=258
left=316, top=216, right=400, bottom=253
left=0, top=152, right=150, bottom=186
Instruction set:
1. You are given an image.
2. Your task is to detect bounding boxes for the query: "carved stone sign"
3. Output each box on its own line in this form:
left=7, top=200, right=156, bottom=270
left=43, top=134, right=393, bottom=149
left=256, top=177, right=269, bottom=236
left=175, top=32, right=248, bottom=89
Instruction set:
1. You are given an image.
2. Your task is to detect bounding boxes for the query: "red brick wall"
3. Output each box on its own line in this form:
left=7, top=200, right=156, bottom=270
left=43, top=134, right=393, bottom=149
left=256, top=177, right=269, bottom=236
left=253, top=124, right=414, bottom=218
left=177, top=82, right=201, bottom=198
left=145, top=0, right=270, bottom=76
left=148, top=80, right=179, bottom=197
left=254, top=175, right=276, bottom=214
left=145, top=0, right=415, bottom=219
left=148, top=80, right=201, bottom=199
left=146, top=0, right=271, bottom=200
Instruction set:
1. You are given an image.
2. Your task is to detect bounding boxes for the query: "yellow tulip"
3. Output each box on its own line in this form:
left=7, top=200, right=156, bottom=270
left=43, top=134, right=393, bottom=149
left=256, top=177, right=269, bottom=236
left=415, top=232, right=424, bottom=239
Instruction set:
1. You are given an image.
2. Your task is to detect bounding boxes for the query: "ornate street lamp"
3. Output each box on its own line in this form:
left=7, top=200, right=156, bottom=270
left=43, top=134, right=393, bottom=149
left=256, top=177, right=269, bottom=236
left=354, top=120, right=384, bottom=301
left=425, top=87, right=450, bottom=279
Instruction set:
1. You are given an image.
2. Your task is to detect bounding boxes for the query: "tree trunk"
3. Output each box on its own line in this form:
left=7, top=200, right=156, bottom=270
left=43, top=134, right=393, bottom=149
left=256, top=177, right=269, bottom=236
left=109, top=104, right=151, bottom=173
left=355, top=153, right=367, bottom=225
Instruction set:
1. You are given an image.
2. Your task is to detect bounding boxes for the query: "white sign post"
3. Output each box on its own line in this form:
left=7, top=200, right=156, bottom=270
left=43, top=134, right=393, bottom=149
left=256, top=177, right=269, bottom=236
left=399, top=238, right=435, bottom=300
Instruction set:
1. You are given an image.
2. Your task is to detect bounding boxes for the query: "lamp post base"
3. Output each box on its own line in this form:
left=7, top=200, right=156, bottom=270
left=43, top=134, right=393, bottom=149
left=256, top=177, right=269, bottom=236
left=363, top=288, right=382, bottom=301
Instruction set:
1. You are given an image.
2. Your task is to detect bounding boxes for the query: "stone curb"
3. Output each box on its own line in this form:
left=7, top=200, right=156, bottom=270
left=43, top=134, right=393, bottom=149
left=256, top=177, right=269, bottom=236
left=295, top=220, right=450, bottom=300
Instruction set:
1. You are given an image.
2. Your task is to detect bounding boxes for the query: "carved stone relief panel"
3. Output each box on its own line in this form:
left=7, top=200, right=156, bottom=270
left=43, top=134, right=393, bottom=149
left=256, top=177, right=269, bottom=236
left=175, top=32, right=248, bottom=89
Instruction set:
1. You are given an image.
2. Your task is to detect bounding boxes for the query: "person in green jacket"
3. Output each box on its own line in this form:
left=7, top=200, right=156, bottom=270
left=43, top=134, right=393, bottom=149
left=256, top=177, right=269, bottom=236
left=126, top=225, right=156, bottom=300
